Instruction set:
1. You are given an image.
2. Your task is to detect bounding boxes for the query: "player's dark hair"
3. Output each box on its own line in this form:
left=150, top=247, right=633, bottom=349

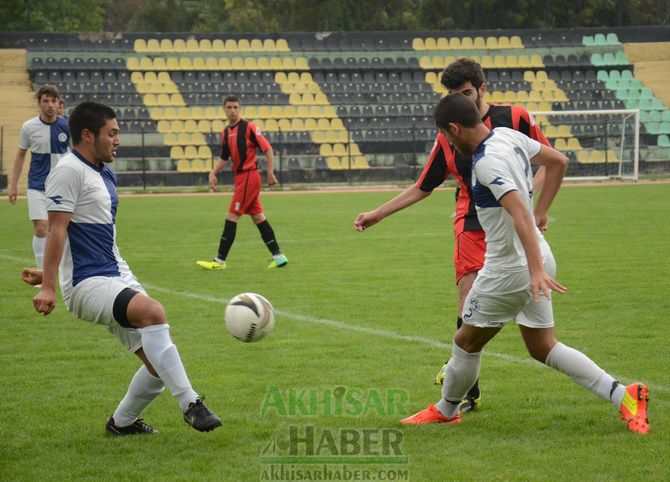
left=223, top=94, right=240, bottom=105
left=440, top=58, right=485, bottom=90
left=434, top=93, right=482, bottom=129
left=36, top=84, right=59, bottom=101
left=69, top=101, right=117, bottom=145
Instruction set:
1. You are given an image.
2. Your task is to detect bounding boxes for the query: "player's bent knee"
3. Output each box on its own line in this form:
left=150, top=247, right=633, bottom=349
left=125, top=293, right=167, bottom=328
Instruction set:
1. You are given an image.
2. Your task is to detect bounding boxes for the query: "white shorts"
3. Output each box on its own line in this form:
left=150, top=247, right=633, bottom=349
left=27, top=189, right=49, bottom=220
left=461, top=252, right=557, bottom=329
left=67, top=275, right=146, bottom=352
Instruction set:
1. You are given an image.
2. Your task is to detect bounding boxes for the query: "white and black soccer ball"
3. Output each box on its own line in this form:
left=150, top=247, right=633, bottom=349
left=224, top=293, right=275, bottom=342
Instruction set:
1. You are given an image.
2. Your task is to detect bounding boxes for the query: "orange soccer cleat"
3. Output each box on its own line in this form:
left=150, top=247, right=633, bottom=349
left=619, top=383, right=650, bottom=434
left=401, top=404, right=462, bottom=425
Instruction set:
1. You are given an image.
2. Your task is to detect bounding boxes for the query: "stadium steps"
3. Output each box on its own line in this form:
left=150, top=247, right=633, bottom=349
left=624, top=42, right=670, bottom=108
left=0, top=49, right=38, bottom=191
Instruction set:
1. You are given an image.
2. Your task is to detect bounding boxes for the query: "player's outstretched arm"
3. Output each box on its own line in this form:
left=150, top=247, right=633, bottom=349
left=264, top=147, right=278, bottom=186
left=530, top=145, right=568, bottom=231
left=353, top=183, right=431, bottom=231
left=22, top=268, right=43, bottom=286
left=8, top=148, right=27, bottom=204
left=499, top=190, right=566, bottom=302
left=33, top=211, right=72, bottom=315
left=208, top=158, right=227, bottom=192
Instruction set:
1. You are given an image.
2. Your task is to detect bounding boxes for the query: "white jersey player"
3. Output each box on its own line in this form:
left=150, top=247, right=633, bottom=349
left=28, top=101, right=222, bottom=435
left=401, top=93, right=650, bottom=434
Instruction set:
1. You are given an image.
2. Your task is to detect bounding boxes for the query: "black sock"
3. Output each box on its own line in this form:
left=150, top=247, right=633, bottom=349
left=256, top=220, right=281, bottom=256
left=456, top=316, right=463, bottom=329
left=217, top=220, right=237, bottom=261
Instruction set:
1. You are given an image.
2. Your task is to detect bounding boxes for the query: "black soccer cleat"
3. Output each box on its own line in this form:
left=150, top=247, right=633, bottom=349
left=183, top=398, right=222, bottom=432
left=105, top=416, right=158, bottom=436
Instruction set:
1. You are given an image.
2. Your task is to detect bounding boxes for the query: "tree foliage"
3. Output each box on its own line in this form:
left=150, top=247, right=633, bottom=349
left=0, top=0, right=667, bottom=32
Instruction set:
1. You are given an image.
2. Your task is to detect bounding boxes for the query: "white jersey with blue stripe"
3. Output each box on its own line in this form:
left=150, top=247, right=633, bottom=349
left=19, top=115, right=70, bottom=191
left=471, top=127, right=546, bottom=271
left=45, top=150, right=133, bottom=305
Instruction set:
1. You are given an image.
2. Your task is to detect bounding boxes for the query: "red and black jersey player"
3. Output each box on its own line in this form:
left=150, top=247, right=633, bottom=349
left=354, top=58, right=551, bottom=412
left=197, top=95, right=288, bottom=271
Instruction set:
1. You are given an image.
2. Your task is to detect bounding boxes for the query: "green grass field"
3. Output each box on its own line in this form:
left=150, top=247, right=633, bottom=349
left=1, top=183, right=668, bottom=481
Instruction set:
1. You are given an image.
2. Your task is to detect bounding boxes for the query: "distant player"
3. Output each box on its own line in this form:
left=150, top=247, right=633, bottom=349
left=197, top=94, right=288, bottom=270
left=8, top=85, right=70, bottom=269
left=400, top=93, right=650, bottom=435
left=57, top=98, right=67, bottom=117
left=354, top=58, right=551, bottom=412
left=28, top=101, right=222, bottom=435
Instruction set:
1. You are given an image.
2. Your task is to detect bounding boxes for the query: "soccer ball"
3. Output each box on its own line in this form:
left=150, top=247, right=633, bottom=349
left=224, top=293, right=275, bottom=342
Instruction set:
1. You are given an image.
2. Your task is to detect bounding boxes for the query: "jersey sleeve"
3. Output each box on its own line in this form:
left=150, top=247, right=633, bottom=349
left=45, top=165, right=81, bottom=213
left=220, top=129, right=230, bottom=160
left=514, top=106, right=551, bottom=147
left=248, top=122, right=271, bottom=152
left=474, top=153, right=518, bottom=201
left=417, top=134, right=448, bottom=192
left=18, top=121, right=30, bottom=150
left=519, top=134, right=543, bottom=161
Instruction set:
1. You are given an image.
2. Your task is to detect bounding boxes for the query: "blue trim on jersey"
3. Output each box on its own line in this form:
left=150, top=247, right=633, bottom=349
left=101, top=168, right=118, bottom=222
left=50, top=117, right=70, bottom=155
left=472, top=131, right=494, bottom=165
left=68, top=222, right=120, bottom=286
left=71, top=149, right=104, bottom=172
left=473, top=179, right=501, bottom=208
left=27, top=152, right=51, bottom=191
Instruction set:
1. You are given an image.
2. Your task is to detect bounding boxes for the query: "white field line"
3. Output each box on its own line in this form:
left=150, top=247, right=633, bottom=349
left=1, top=253, right=666, bottom=394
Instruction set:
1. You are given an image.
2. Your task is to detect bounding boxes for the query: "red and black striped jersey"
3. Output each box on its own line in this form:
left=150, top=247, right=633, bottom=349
left=417, top=104, right=550, bottom=235
left=220, top=119, right=271, bottom=173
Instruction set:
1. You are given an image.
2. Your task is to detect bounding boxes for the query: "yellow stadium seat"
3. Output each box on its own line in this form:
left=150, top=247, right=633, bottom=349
left=184, top=146, right=198, bottom=159
left=567, top=138, right=581, bottom=150
left=480, top=55, right=494, bottom=69
left=282, top=57, right=296, bottom=70
left=170, top=120, right=184, bottom=132
left=554, top=138, right=568, bottom=151
left=192, top=57, right=205, bottom=70
left=313, top=92, right=328, bottom=104
left=510, top=35, right=523, bottom=48
left=156, top=71, right=171, bottom=83
left=140, top=57, right=153, bottom=70
left=449, top=37, right=461, bottom=49
left=147, top=38, right=161, bottom=52
left=191, top=159, right=208, bottom=172
left=277, top=119, right=291, bottom=131
left=211, top=119, right=225, bottom=131
left=198, top=146, right=212, bottom=158
left=437, top=37, right=449, bottom=50
left=237, top=39, right=251, bottom=51
left=577, top=150, right=590, bottom=163
left=332, top=143, right=347, bottom=156
left=419, top=56, right=432, bottom=69
left=126, top=57, right=140, bottom=70
left=177, top=132, right=191, bottom=145
left=206, top=57, right=218, bottom=69
left=325, top=131, right=339, bottom=143
left=249, top=38, right=262, bottom=51
left=153, top=57, right=166, bottom=70
left=197, top=120, right=211, bottom=133
left=257, top=57, right=270, bottom=69
left=178, top=57, right=192, bottom=69
left=264, top=119, right=278, bottom=131
left=557, top=125, right=571, bottom=137
left=290, top=118, right=304, bottom=130
left=544, top=125, right=558, bottom=138
left=424, top=37, right=437, bottom=50
left=490, top=91, right=505, bottom=103
left=517, top=54, right=530, bottom=68
left=231, top=57, right=244, bottom=69
left=497, top=36, right=511, bottom=49
left=275, top=72, right=287, bottom=85
left=143, top=93, right=157, bottom=106
left=320, top=144, right=333, bottom=157
left=304, top=118, right=318, bottom=130
left=191, top=133, right=205, bottom=144
left=156, top=120, right=170, bottom=133
left=159, top=39, right=173, bottom=51
left=150, top=107, right=165, bottom=120
left=268, top=57, right=281, bottom=70
left=144, top=72, right=157, bottom=83
left=164, top=132, right=177, bottom=145
left=177, top=159, right=191, bottom=172
left=535, top=70, right=548, bottom=82
left=163, top=106, right=177, bottom=119
left=134, top=39, right=147, bottom=52
left=353, top=156, right=369, bottom=169
left=326, top=156, right=342, bottom=169
left=461, top=37, right=474, bottom=49
left=257, top=106, right=271, bottom=118
left=242, top=57, right=255, bottom=69
left=516, top=91, right=529, bottom=102
left=218, top=58, right=230, bottom=69
left=591, top=150, right=605, bottom=163
left=183, top=119, right=197, bottom=132
left=200, top=39, right=213, bottom=52
left=275, top=39, right=290, bottom=52
left=130, top=71, right=143, bottom=83
left=312, top=131, right=326, bottom=143
left=173, top=39, right=186, bottom=52
left=186, top=38, right=199, bottom=51
left=412, top=38, right=425, bottom=50
left=530, top=54, right=543, bottom=67
left=486, top=37, right=499, bottom=49
left=286, top=71, right=300, bottom=83
left=523, top=71, right=536, bottom=82
left=315, top=118, right=329, bottom=131
left=225, top=39, right=237, bottom=51
left=505, top=55, right=519, bottom=68
left=263, top=39, right=276, bottom=51
left=331, top=118, right=344, bottom=130
left=425, top=71, right=438, bottom=84
left=212, top=39, right=224, bottom=51
left=164, top=57, right=178, bottom=69
left=474, top=36, right=486, bottom=49
left=170, top=146, right=185, bottom=159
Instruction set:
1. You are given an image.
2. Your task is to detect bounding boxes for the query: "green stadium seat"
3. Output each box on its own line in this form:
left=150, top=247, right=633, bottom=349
left=591, top=53, right=604, bottom=66
left=615, top=51, right=628, bottom=65
left=582, top=35, right=595, bottom=46
left=597, top=70, right=609, bottom=82
left=594, top=33, right=607, bottom=45
left=603, top=52, right=616, bottom=65
left=606, top=33, right=620, bottom=45
left=658, top=134, right=670, bottom=147
left=621, top=70, right=633, bottom=80
left=609, top=70, right=622, bottom=81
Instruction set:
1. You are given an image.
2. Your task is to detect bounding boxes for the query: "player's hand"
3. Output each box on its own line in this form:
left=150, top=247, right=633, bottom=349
left=21, top=268, right=43, bottom=286
left=33, top=288, right=56, bottom=315
left=530, top=271, right=566, bottom=303
left=208, top=172, right=218, bottom=192
left=534, top=210, right=549, bottom=232
left=267, top=172, right=278, bottom=186
left=8, top=186, right=18, bottom=204
left=353, top=211, right=382, bottom=232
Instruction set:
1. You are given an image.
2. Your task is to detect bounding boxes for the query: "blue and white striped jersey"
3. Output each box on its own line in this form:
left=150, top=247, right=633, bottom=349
left=19, top=115, right=70, bottom=191
left=45, top=150, right=133, bottom=304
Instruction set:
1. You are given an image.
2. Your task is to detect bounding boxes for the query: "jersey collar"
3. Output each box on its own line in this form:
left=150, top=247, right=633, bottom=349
left=72, top=149, right=104, bottom=172
left=473, top=130, right=494, bottom=162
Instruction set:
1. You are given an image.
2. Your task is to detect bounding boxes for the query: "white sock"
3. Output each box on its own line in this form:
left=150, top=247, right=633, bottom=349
left=112, top=365, right=165, bottom=427
left=436, top=342, right=482, bottom=418
left=545, top=342, right=625, bottom=406
left=33, top=236, right=46, bottom=269
left=140, top=324, right=199, bottom=411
